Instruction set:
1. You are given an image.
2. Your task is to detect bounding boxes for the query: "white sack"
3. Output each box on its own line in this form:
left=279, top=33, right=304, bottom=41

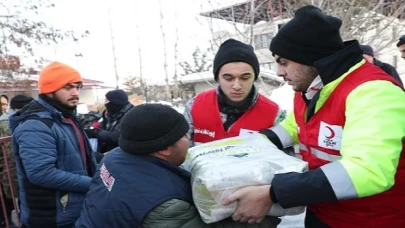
left=183, top=133, right=308, bottom=224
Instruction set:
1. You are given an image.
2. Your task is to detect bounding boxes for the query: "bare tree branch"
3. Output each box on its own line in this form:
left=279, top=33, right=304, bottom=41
left=0, top=0, right=89, bottom=77
left=135, top=22, right=148, bottom=102
left=173, top=0, right=181, bottom=99
left=158, top=0, right=171, bottom=101
left=106, top=3, right=119, bottom=89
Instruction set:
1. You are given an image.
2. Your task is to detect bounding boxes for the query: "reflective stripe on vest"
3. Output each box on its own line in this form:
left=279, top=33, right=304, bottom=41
left=299, top=143, right=341, bottom=162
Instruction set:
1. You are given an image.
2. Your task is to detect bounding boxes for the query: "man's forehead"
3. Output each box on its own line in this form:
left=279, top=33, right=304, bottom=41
left=274, top=54, right=286, bottom=62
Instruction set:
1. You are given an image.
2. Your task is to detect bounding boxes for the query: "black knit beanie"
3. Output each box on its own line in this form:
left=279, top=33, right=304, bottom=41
left=213, top=39, right=260, bottom=81
left=105, top=89, right=129, bottom=106
left=119, top=103, right=189, bottom=154
left=270, top=5, right=345, bottom=66
left=10, top=95, right=34, bottom=109
left=397, top=35, right=405, bottom=47
left=360, top=45, right=374, bottom=56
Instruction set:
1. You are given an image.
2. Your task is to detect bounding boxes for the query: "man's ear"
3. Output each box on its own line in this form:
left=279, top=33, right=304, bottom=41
left=157, top=147, right=171, bottom=157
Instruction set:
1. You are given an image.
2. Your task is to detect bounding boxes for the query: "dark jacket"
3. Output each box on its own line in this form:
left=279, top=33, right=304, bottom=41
left=374, top=58, right=403, bottom=87
left=9, top=98, right=96, bottom=228
left=75, top=148, right=193, bottom=228
left=97, top=103, right=133, bottom=153
left=75, top=148, right=280, bottom=228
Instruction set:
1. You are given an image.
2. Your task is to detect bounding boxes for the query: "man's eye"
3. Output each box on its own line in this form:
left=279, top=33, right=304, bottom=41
left=64, top=85, right=82, bottom=90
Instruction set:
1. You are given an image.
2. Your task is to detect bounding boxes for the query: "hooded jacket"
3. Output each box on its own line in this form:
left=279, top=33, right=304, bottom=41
left=9, top=98, right=96, bottom=228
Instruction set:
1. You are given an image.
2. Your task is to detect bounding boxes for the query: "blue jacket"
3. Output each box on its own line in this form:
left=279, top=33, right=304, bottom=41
left=9, top=98, right=96, bottom=228
left=75, top=147, right=193, bottom=228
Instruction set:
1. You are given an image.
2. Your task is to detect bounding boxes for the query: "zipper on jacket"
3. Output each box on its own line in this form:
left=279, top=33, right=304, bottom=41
left=60, top=194, right=69, bottom=213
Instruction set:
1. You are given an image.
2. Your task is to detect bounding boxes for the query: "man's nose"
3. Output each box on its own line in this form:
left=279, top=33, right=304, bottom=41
left=232, top=79, right=242, bottom=90
left=71, top=87, right=80, bottom=96
left=276, top=66, right=285, bottom=77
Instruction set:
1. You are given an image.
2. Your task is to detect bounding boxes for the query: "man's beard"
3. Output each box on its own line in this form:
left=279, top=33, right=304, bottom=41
left=52, top=94, right=79, bottom=109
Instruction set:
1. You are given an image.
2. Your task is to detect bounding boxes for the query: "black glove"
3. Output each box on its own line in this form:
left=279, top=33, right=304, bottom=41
left=85, top=128, right=98, bottom=138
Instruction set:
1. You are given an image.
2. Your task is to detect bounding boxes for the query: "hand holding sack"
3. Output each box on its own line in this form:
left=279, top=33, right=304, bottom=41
left=183, top=133, right=307, bottom=223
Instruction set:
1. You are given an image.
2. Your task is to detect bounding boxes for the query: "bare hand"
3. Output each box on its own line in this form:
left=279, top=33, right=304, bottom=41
left=222, top=185, right=272, bottom=224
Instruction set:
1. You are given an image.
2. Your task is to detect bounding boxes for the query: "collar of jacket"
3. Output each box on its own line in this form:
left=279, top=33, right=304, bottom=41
left=37, top=97, right=79, bottom=123
left=119, top=103, right=133, bottom=114
left=373, top=58, right=385, bottom=67
left=37, top=97, right=63, bottom=119
left=136, top=154, right=191, bottom=181
left=109, top=103, right=133, bottom=119
left=314, top=40, right=364, bottom=86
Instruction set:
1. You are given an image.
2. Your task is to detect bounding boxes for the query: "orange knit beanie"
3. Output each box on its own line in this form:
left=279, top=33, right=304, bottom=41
left=38, top=62, right=83, bottom=94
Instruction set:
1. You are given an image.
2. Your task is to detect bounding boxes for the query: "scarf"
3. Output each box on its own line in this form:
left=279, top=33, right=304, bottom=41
left=217, top=85, right=258, bottom=131
left=39, top=94, right=76, bottom=118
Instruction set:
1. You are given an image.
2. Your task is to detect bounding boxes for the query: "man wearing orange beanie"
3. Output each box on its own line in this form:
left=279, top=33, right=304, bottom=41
left=9, top=61, right=96, bottom=228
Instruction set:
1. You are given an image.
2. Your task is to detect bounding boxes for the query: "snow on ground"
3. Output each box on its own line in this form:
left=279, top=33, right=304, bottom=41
left=279, top=213, right=305, bottom=228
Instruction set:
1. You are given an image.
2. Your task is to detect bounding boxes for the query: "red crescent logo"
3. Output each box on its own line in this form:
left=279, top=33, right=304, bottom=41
left=325, top=126, right=335, bottom=139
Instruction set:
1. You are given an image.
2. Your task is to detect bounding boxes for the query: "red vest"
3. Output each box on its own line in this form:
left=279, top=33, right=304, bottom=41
left=294, top=62, right=405, bottom=227
left=191, top=89, right=279, bottom=144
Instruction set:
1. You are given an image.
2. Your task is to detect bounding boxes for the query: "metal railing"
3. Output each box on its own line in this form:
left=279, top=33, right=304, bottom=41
left=0, top=136, right=20, bottom=228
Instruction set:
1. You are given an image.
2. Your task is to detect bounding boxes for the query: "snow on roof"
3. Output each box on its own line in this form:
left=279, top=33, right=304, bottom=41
left=260, top=68, right=283, bottom=82
left=180, top=71, right=213, bottom=84
left=180, top=67, right=283, bottom=84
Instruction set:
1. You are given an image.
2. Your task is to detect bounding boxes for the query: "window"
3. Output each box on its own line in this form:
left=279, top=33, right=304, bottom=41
left=254, top=33, right=273, bottom=50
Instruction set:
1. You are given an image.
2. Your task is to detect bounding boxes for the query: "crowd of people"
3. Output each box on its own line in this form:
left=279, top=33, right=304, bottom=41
left=0, top=4, right=404, bottom=228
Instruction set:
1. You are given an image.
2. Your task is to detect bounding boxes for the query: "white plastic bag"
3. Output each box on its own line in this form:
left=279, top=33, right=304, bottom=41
left=183, top=133, right=308, bottom=224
